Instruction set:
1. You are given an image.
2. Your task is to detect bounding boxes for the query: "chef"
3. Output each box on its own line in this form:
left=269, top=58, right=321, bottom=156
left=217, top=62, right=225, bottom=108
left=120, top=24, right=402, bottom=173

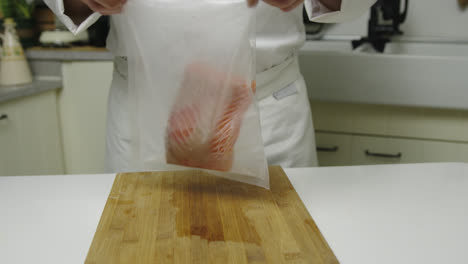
left=44, top=0, right=375, bottom=172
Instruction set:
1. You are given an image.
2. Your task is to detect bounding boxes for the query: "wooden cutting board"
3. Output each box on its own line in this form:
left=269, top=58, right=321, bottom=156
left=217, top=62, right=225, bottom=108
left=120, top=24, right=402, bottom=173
left=85, top=166, right=338, bottom=264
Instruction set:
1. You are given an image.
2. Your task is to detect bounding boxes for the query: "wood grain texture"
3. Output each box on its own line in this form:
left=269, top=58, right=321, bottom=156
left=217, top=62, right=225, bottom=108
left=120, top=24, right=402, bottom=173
left=86, top=166, right=338, bottom=264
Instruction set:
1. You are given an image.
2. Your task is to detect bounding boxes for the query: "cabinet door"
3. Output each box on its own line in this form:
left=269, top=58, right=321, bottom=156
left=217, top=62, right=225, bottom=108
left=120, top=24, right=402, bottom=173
left=0, top=91, right=64, bottom=176
left=351, top=136, right=422, bottom=165
left=0, top=103, right=21, bottom=175
left=310, top=100, right=468, bottom=143
left=315, top=132, right=352, bottom=166
left=351, top=135, right=468, bottom=165
left=59, top=62, right=113, bottom=174
left=419, top=140, right=468, bottom=163
left=460, top=144, right=468, bottom=163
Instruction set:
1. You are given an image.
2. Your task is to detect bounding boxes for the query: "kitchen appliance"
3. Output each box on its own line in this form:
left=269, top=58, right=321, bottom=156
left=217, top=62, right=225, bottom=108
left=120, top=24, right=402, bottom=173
left=39, top=30, right=89, bottom=46
left=352, top=0, right=409, bottom=52
left=86, top=167, right=337, bottom=263
left=39, top=15, right=89, bottom=47
left=0, top=18, right=33, bottom=86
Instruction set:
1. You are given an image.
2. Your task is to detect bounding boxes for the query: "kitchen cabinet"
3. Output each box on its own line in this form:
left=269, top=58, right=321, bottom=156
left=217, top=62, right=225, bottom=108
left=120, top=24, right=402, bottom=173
left=313, top=101, right=468, bottom=166
left=351, top=136, right=421, bottom=165
left=316, top=133, right=468, bottom=166
left=315, top=132, right=352, bottom=166
left=25, top=49, right=114, bottom=175
left=351, top=136, right=468, bottom=165
left=0, top=91, right=64, bottom=176
left=351, top=136, right=422, bottom=165
left=58, top=61, right=113, bottom=174
left=311, top=100, right=468, bottom=142
left=418, top=140, right=468, bottom=163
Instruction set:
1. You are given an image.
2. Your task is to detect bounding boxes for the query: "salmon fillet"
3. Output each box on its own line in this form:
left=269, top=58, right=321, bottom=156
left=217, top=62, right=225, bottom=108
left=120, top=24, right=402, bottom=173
left=165, top=62, right=255, bottom=171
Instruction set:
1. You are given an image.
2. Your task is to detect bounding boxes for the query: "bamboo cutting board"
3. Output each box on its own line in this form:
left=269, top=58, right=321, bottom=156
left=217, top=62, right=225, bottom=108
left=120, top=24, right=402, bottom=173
left=86, top=166, right=338, bottom=264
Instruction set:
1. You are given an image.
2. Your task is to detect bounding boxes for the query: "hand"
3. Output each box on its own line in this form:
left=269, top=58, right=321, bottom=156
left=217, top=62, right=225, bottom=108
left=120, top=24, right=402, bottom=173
left=81, top=0, right=127, bottom=15
left=247, top=0, right=305, bottom=12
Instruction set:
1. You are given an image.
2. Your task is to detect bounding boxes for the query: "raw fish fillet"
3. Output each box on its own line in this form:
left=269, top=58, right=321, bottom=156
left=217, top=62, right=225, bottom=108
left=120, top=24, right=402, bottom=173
left=165, top=63, right=255, bottom=171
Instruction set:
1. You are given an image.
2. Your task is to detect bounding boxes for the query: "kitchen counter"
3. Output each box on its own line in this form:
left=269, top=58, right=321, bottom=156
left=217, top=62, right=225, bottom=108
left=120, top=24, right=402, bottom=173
left=26, top=46, right=113, bottom=61
left=0, top=78, right=62, bottom=103
left=1, top=163, right=468, bottom=263
left=23, top=42, right=468, bottom=109
left=0, top=47, right=112, bottom=104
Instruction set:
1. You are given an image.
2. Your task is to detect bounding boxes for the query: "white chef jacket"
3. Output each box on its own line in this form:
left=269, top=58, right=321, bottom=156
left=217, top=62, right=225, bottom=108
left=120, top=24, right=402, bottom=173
left=43, top=0, right=375, bottom=171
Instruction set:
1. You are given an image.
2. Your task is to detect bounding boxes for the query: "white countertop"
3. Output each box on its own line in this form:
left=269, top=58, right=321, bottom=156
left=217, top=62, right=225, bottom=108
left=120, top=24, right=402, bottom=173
left=1, top=163, right=468, bottom=264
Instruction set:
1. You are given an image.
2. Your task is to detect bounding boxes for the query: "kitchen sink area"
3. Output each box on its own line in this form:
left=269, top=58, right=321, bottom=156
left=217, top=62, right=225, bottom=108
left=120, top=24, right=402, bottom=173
left=299, top=40, right=468, bottom=110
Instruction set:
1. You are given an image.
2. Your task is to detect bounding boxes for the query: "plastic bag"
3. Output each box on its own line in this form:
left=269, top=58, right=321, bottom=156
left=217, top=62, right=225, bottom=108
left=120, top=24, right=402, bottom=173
left=117, top=0, right=269, bottom=188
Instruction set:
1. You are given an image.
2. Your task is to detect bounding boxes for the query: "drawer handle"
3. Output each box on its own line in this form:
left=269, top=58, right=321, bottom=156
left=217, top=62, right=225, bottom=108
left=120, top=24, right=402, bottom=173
left=0, top=114, right=8, bottom=120
left=317, top=146, right=339, bottom=152
left=365, top=150, right=402, bottom=158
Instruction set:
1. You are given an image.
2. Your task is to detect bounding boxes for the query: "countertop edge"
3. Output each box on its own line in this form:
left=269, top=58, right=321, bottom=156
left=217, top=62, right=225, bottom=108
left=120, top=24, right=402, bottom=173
left=26, top=49, right=114, bottom=61
left=0, top=79, right=62, bottom=104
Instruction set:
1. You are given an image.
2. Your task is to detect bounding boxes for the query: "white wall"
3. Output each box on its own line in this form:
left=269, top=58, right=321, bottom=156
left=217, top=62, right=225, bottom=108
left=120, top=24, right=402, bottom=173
left=322, top=0, right=468, bottom=42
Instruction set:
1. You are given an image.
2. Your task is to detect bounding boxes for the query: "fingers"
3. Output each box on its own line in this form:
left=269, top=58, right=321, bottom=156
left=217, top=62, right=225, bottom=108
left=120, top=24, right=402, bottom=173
left=281, top=0, right=304, bottom=12
left=81, top=0, right=125, bottom=15
left=247, top=0, right=259, bottom=7
left=262, top=0, right=304, bottom=11
left=263, top=0, right=296, bottom=9
left=94, top=0, right=124, bottom=9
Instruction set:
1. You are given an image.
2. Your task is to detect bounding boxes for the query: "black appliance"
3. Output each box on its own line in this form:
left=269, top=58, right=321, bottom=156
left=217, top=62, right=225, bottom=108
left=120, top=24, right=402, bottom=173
left=352, top=0, right=409, bottom=52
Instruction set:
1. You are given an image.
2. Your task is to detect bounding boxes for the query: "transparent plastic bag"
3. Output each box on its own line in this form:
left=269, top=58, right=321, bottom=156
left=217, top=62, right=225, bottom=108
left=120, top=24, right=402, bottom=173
left=118, top=0, right=269, bottom=188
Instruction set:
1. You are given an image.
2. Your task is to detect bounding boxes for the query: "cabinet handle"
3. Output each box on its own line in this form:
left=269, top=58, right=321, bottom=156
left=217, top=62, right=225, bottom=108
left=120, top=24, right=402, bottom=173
left=365, top=150, right=402, bottom=158
left=317, top=146, right=339, bottom=152
left=0, top=114, right=8, bottom=120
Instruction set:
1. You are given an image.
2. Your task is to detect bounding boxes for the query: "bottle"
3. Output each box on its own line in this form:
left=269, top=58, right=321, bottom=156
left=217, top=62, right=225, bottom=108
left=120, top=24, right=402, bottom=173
left=0, top=18, right=33, bottom=86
